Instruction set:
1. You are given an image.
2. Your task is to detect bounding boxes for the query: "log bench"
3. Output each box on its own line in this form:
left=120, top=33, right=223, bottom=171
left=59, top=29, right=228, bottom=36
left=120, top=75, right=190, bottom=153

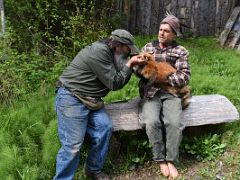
left=105, top=94, right=239, bottom=131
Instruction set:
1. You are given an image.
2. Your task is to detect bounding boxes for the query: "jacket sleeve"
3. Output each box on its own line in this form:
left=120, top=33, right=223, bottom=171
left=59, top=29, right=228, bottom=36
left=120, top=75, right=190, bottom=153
left=88, top=47, right=133, bottom=91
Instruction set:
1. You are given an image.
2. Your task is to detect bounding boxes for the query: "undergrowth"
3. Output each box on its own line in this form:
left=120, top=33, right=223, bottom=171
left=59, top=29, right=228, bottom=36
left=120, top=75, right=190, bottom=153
left=0, top=37, right=240, bottom=179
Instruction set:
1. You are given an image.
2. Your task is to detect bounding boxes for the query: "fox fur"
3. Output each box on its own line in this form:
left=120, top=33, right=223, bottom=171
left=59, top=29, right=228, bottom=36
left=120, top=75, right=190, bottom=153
left=134, top=52, right=191, bottom=109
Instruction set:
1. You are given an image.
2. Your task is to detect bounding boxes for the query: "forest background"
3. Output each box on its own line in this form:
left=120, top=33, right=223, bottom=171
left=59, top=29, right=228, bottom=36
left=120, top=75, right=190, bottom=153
left=0, top=0, right=240, bottom=179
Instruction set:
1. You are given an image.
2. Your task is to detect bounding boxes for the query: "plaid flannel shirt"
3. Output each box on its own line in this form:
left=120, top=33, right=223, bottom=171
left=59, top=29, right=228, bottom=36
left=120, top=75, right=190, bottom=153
left=139, top=40, right=191, bottom=98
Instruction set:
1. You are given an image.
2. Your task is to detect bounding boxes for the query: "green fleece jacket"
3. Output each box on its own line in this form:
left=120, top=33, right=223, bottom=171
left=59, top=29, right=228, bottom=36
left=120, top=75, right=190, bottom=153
left=59, top=41, right=133, bottom=98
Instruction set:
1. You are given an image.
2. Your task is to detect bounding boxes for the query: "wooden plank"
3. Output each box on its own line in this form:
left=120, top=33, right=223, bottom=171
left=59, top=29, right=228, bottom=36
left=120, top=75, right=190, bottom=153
left=149, top=0, right=161, bottom=35
left=0, top=0, right=5, bottom=35
left=136, top=0, right=152, bottom=35
left=228, top=14, right=240, bottom=48
left=181, top=94, right=239, bottom=126
left=128, top=0, right=137, bottom=33
left=219, top=6, right=240, bottom=46
left=105, top=94, right=239, bottom=131
left=115, top=0, right=237, bottom=36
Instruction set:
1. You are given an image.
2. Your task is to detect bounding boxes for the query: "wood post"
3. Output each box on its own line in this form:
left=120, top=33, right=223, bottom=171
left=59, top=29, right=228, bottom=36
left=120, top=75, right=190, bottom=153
left=0, top=0, right=5, bottom=35
left=219, top=6, right=240, bottom=47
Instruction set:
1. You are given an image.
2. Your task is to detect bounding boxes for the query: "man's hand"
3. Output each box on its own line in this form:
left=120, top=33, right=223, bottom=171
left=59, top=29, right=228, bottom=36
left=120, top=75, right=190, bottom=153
left=126, top=55, right=146, bottom=68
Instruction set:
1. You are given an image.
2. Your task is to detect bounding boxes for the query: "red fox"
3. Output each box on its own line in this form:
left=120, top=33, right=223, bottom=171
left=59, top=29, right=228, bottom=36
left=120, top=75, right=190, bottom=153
left=134, top=52, right=191, bottom=109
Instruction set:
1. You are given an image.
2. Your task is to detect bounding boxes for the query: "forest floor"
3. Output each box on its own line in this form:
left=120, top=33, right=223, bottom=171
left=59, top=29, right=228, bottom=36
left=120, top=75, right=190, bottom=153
left=111, top=146, right=240, bottom=180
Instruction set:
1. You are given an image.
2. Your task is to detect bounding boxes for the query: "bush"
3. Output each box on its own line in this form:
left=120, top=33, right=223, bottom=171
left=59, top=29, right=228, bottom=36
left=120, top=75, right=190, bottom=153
left=181, top=134, right=227, bottom=161
left=4, top=0, right=115, bottom=56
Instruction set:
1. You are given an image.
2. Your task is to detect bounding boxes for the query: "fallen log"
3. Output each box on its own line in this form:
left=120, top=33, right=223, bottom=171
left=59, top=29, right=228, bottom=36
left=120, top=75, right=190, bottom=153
left=105, top=94, right=239, bottom=131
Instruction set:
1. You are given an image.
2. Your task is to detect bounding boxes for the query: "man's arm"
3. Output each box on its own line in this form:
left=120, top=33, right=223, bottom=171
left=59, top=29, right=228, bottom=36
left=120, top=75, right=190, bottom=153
left=168, top=47, right=191, bottom=87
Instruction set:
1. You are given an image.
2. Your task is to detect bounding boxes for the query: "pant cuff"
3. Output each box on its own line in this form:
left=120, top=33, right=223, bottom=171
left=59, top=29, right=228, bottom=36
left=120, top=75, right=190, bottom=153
left=153, top=158, right=165, bottom=162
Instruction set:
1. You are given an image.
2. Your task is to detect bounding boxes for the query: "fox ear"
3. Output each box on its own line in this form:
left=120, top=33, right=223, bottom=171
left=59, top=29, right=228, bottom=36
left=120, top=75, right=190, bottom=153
left=143, top=53, right=153, bottom=60
left=144, top=55, right=150, bottom=61
left=143, top=55, right=148, bottom=61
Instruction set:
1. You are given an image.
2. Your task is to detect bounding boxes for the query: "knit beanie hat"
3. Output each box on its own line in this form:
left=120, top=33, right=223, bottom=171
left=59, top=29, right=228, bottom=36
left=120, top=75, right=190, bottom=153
left=161, top=15, right=181, bottom=36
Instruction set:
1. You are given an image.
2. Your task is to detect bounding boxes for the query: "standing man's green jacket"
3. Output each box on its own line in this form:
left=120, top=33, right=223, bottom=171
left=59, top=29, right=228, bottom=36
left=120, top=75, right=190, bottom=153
left=54, top=29, right=144, bottom=180
left=59, top=41, right=133, bottom=98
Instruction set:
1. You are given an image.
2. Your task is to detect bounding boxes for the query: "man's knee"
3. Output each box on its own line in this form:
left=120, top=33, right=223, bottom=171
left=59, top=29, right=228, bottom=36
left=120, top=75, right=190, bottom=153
left=145, top=117, right=161, bottom=130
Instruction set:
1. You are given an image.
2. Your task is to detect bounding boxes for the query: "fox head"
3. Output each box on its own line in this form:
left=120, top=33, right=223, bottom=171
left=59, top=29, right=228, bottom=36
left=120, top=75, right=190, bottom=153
left=133, top=52, right=158, bottom=79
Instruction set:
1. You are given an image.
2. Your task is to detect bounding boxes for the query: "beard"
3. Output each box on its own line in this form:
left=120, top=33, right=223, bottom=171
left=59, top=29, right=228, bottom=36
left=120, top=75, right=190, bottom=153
left=159, top=36, right=175, bottom=47
left=113, top=54, right=129, bottom=71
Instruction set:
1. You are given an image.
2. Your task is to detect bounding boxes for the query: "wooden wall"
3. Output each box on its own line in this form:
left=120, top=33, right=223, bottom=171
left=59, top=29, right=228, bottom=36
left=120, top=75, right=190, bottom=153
left=114, top=0, right=239, bottom=36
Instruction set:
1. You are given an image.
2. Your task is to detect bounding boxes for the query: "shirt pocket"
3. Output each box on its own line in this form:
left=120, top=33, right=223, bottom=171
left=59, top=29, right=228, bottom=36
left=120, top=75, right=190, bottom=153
left=166, top=53, right=180, bottom=65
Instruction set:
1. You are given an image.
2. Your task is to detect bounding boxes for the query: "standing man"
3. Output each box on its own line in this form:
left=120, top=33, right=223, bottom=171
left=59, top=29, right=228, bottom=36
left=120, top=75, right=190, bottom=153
left=54, top=29, right=144, bottom=180
left=138, top=15, right=191, bottom=179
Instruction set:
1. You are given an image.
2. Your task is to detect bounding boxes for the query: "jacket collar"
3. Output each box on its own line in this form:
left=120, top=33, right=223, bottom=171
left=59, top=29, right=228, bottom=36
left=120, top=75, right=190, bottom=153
left=152, top=40, right=179, bottom=50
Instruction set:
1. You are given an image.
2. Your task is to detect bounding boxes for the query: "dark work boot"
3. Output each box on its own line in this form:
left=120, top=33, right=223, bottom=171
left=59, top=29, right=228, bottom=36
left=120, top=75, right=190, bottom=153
left=85, top=169, right=111, bottom=180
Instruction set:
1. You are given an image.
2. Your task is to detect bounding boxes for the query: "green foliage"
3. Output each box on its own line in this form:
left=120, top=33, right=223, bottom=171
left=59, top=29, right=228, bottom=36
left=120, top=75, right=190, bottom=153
left=123, top=132, right=152, bottom=167
left=181, top=134, right=227, bottom=161
left=0, top=89, right=55, bottom=179
left=128, top=139, right=152, bottom=166
left=183, top=37, right=240, bottom=107
left=4, top=0, right=115, bottom=56
left=221, top=121, right=240, bottom=149
left=40, top=119, right=60, bottom=179
left=0, top=32, right=54, bottom=103
left=105, top=131, right=152, bottom=173
left=1, top=0, right=124, bottom=104
left=0, top=35, right=240, bottom=178
left=2, top=0, right=239, bottom=178
left=0, top=32, right=70, bottom=104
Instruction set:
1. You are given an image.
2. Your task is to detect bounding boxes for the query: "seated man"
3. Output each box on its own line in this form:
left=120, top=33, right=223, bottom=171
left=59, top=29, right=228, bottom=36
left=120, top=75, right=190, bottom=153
left=138, top=15, right=191, bottom=179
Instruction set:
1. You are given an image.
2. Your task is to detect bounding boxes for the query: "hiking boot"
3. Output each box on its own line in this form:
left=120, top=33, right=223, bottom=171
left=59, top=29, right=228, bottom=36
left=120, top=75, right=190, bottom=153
left=85, top=169, right=111, bottom=180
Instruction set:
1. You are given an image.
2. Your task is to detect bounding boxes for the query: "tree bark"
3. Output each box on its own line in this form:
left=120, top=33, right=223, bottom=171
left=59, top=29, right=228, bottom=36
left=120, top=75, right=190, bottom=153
left=114, top=0, right=238, bottom=36
left=0, top=0, right=5, bottom=35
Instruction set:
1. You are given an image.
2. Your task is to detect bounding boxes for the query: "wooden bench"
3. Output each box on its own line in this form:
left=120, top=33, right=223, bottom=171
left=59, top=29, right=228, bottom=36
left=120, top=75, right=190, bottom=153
left=105, top=94, right=239, bottom=131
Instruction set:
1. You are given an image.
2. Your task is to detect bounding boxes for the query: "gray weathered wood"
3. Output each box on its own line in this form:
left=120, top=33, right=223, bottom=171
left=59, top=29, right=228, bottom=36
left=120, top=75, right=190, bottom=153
left=105, top=94, right=239, bottom=131
left=228, top=14, right=240, bottom=48
left=116, top=0, right=238, bottom=36
left=219, top=6, right=240, bottom=46
left=0, top=0, right=5, bottom=35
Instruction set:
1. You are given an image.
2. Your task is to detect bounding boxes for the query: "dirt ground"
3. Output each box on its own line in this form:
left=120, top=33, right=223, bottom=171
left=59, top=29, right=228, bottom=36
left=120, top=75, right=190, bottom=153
left=110, top=147, right=240, bottom=180
left=107, top=126, right=240, bottom=180
left=111, top=157, right=203, bottom=180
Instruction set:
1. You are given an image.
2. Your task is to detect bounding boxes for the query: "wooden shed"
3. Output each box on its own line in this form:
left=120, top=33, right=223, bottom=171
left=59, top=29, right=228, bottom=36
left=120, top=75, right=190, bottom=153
left=114, top=0, right=240, bottom=36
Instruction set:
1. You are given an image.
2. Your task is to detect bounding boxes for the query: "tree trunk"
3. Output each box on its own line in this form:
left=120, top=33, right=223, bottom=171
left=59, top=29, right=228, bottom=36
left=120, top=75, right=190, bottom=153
left=0, top=0, right=5, bottom=35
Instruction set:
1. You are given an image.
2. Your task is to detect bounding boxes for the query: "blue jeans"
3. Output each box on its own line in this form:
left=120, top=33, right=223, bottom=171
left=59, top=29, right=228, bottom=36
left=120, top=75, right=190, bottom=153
left=53, top=87, right=113, bottom=180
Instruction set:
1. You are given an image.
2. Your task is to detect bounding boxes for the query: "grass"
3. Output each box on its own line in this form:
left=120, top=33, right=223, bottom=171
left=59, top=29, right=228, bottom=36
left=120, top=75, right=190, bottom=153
left=0, top=36, right=240, bottom=179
